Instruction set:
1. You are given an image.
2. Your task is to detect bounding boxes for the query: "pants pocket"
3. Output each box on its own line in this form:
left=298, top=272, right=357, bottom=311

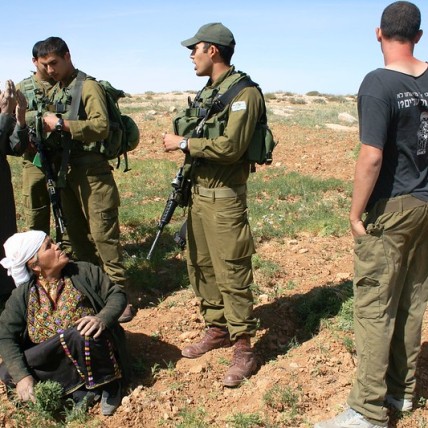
left=353, top=231, right=388, bottom=319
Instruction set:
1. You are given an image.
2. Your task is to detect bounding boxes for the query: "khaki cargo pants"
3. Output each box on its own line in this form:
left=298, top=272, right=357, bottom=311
left=187, top=188, right=257, bottom=341
left=348, top=195, right=428, bottom=426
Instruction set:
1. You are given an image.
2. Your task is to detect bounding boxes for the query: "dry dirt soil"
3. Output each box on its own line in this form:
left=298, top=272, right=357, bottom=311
left=1, top=93, right=427, bottom=427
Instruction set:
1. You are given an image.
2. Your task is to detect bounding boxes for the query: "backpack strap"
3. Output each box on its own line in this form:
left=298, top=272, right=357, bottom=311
left=57, top=71, right=86, bottom=188
left=210, top=77, right=258, bottom=115
left=209, top=76, right=269, bottom=173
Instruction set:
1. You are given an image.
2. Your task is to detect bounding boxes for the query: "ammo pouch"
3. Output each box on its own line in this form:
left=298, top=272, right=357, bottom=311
left=173, top=107, right=207, bottom=138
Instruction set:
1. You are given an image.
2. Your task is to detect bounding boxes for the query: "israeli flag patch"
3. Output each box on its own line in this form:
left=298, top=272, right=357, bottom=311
left=231, top=101, right=247, bottom=111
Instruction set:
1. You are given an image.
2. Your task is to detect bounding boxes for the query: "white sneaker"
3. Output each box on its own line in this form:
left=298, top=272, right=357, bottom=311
left=385, top=394, right=412, bottom=411
left=314, top=408, right=385, bottom=428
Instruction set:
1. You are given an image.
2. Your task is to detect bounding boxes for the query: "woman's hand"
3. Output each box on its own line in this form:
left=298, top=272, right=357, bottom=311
left=15, top=89, right=27, bottom=128
left=16, top=375, right=35, bottom=402
left=0, top=80, right=17, bottom=115
left=75, top=315, right=106, bottom=339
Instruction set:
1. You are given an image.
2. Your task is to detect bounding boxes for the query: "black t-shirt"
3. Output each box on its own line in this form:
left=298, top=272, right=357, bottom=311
left=358, top=67, right=428, bottom=209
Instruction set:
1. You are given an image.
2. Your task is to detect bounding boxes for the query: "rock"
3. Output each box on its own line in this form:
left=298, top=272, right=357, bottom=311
left=179, top=331, right=199, bottom=341
left=258, top=294, right=270, bottom=304
left=338, top=112, right=357, bottom=124
left=336, top=272, right=351, bottom=281
left=188, top=363, right=206, bottom=374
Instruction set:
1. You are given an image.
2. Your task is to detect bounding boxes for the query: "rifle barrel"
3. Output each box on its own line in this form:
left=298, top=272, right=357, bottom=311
left=146, top=229, right=162, bottom=260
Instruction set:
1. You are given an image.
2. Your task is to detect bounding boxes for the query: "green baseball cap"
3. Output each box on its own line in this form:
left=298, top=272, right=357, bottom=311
left=181, top=23, right=236, bottom=49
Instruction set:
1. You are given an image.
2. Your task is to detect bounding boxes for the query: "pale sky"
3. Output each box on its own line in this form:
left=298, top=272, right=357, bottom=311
left=1, top=0, right=427, bottom=96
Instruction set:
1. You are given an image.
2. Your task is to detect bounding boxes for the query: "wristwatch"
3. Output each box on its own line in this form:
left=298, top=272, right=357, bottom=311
left=179, top=138, right=189, bottom=152
left=55, top=117, right=64, bottom=132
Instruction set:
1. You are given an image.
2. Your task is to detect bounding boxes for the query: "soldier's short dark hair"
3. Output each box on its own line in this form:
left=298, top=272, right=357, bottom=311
left=37, top=37, right=70, bottom=58
left=381, top=1, right=421, bottom=42
left=203, top=42, right=234, bottom=66
left=32, top=40, right=44, bottom=59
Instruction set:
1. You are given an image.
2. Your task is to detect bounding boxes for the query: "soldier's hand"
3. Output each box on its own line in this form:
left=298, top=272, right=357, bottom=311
left=0, top=80, right=17, bottom=114
left=42, top=113, right=58, bottom=132
left=163, top=132, right=183, bottom=152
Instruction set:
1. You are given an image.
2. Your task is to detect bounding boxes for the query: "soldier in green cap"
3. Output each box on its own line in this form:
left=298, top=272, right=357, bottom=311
left=36, top=36, right=133, bottom=323
left=163, top=22, right=263, bottom=387
left=17, top=41, right=57, bottom=236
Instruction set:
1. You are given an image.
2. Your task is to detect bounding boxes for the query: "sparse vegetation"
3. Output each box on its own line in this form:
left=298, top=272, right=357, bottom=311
left=3, top=91, right=426, bottom=428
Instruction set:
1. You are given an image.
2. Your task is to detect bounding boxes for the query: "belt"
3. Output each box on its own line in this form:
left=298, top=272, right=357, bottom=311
left=192, top=184, right=247, bottom=199
left=375, top=195, right=428, bottom=215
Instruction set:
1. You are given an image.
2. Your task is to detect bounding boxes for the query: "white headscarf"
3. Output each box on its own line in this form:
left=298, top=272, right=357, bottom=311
left=0, top=231, right=46, bottom=286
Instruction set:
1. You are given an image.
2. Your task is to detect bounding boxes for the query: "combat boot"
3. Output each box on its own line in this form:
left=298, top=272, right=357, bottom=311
left=223, top=335, right=257, bottom=387
left=182, top=327, right=232, bottom=358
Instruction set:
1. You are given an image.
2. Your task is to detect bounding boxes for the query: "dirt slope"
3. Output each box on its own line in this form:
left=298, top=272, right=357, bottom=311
left=1, top=93, right=427, bottom=427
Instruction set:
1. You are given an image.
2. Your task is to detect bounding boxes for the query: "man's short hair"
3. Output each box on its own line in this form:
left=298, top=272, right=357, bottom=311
left=381, top=1, right=421, bottom=42
left=37, top=37, right=70, bottom=58
left=203, top=42, right=234, bottom=66
left=32, top=40, right=44, bottom=59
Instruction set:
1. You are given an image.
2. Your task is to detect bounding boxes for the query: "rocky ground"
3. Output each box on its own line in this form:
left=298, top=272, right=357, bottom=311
left=1, top=93, right=427, bottom=427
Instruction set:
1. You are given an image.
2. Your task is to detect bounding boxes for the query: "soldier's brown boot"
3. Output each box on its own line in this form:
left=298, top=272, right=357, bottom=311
left=182, top=327, right=232, bottom=358
left=223, top=335, right=257, bottom=387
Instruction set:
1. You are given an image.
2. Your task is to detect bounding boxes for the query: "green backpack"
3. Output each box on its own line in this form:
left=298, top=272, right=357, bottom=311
left=74, top=72, right=140, bottom=171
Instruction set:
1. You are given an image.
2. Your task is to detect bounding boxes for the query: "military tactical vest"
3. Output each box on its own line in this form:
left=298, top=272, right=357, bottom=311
left=173, top=70, right=276, bottom=168
left=48, top=71, right=101, bottom=155
left=18, top=74, right=53, bottom=128
left=174, top=71, right=248, bottom=139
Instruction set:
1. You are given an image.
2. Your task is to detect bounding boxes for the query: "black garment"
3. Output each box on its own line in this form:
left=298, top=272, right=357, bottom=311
left=358, top=67, right=428, bottom=209
left=0, top=328, right=121, bottom=395
left=0, top=261, right=129, bottom=386
left=0, top=114, right=28, bottom=300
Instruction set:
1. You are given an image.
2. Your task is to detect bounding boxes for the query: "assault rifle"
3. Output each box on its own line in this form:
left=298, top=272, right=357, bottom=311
left=29, top=112, right=67, bottom=243
left=146, top=159, right=192, bottom=260
left=146, top=94, right=215, bottom=260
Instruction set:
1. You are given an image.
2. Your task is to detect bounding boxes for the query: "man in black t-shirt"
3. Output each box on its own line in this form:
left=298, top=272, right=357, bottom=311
left=315, top=2, right=428, bottom=428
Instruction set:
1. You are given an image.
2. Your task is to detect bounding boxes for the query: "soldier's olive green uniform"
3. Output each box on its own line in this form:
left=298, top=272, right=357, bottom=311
left=47, top=71, right=126, bottom=288
left=16, top=75, right=53, bottom=234
left=177, top=67, right=264, bottom=341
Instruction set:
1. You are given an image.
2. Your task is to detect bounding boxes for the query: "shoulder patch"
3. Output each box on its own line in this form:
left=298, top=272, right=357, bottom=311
left=231, top=101, right=247, bottom=112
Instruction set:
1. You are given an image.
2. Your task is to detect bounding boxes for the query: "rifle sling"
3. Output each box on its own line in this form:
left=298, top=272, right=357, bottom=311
left=57, top=71, right=86, bottom=188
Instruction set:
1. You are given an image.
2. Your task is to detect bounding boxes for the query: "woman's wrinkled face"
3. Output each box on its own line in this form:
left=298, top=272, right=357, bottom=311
left=29, top=236, right=69, bottom=273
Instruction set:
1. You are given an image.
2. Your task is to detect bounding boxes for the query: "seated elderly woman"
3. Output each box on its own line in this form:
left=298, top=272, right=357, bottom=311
left=0, top=230, right=129, bottom=416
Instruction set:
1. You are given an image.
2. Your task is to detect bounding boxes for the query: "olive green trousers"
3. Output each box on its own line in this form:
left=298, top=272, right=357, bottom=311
left=22, top=159, right=51, bottom=234
left=186, top=191, right=257, bottom=341
left=348, top=195, right=428, bottom=426
left=60, top=153, right=127, bottom=288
